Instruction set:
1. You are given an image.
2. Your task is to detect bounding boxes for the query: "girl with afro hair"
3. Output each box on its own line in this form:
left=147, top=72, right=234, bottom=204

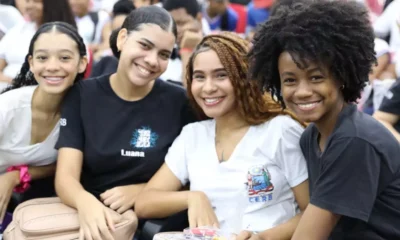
left=249, top=0, right=400, bottom=239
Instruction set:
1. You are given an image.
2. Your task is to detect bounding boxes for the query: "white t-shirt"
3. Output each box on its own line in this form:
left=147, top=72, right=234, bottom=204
left=373, top=0, right=400, bottom=54
left=0, top=4, right=24, bottom=34
left=75, top=11, right=110, bottom=44
left=0, top=21, right=36, bottom=79
left=0, top=86, right=59, bottom=174
left=166, top=115, right=308, bottom=232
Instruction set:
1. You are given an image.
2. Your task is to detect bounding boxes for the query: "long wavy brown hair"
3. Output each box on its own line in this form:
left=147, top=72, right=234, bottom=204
left=186, top=32, right=305, bottom=127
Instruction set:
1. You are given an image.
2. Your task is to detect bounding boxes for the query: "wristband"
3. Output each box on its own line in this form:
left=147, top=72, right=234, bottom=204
left=6, top=165, right=31, bottom=193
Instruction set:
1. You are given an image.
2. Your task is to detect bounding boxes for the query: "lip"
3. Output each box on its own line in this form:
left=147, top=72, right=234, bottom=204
left=203, top=97, right=225, bottom=107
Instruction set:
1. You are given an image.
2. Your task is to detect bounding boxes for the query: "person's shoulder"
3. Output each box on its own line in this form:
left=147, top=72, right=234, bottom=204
left=181, top=119, right=213, bottom=137
left=260, top=115, right=304, bottom=135
left=156, top=79, right=187, bottom=98
left=0, top=86, right=36, bottom=112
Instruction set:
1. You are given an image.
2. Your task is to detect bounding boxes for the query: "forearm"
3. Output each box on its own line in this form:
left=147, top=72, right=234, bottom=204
left=55, top=173, right=88, bottom=209
left=0, top=72, right=12, bottom=83
left=135, top=190, right=190, bottom=219
left=28, top=164, right=56, bottom=180
left=377, top=120, right=400, bottom=142
left=259, top=213, right=302, bottom=240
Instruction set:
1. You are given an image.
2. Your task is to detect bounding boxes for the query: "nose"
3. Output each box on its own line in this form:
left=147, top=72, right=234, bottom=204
left=45, top=57, right=61, bottom=72
left=202, top=77, right=217, bottom=94
left=294, top=80, right=313, bottom=99
left=143, top=50, right=158, bottom=69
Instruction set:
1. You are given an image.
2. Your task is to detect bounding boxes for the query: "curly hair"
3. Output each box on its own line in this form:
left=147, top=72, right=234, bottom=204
left=186, top=32, right=305, bottom=126
left=249, top=0, right=376, bottom=105
left=2, top=22, right=87, bottom=93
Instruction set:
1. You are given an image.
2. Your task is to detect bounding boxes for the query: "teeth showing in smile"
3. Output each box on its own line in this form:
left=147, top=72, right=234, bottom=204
left=45, top=77, right=63, bottom=81
left=297, top=101, right=320, bottom=110
left=205, top=98, right=221, bottom=103
left=137, top=65, right=151, bottom=76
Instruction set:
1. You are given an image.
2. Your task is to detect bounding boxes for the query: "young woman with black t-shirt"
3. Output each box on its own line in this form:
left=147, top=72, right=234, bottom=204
left=249, top=1, right=400, bottom=239
left=55, top=6, right=196, bottom=240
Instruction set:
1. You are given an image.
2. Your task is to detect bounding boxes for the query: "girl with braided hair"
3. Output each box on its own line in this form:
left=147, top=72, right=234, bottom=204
left=136, top=32, right=309, bottom=239
left=249, top=0, right=400, bottom=239
left=0, top=21, right=87, bottom=231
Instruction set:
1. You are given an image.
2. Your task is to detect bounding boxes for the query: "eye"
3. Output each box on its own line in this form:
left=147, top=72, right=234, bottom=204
left=159, top=53, right=170, bottom=60
left=282, top=78, right=296, bottom=85
left=216, top=73, right=227, bottom=80
left=139, top=42, right=150, bottom=50
left=60, top=56, right=72, bottom=61
left=36, top=56, right=47, bottom=61
left=311, top=75, right=324, bottom=81
left=192, top=74, right=205, bottom=81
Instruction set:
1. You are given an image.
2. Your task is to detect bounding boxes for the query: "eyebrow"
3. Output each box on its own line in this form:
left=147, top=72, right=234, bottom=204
left=140, top=38, right=172, bottom=55
left=192, top=68, right=226, bottom=74
left=281, top=67, right=322, bottom=77
left=34, top=49, right=74, bottom=54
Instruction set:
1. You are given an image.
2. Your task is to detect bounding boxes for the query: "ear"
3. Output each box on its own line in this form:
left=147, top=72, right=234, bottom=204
left=28, top=55, right=33, bottom=72
left=116, top=28, right=128, bottom=53
left=78, top=56, right=88, bottom=74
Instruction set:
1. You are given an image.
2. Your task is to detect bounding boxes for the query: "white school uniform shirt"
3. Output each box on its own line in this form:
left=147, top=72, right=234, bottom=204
left=0, top=21, right=36, bottom=79
left=373, top=0, right=400, bottom=54
left=165, top=115, right=308, bottom=232
left=0, top=86, right=59, bottom=174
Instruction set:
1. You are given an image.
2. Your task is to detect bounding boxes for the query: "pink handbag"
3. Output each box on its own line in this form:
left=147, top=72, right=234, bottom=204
left=3, top=197, right=138, bottom=240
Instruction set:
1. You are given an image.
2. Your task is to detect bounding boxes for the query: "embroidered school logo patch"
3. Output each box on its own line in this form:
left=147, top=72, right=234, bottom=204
left=130, top=127, right=159, bottom=149
left=246, top=165, right=274, bottom=203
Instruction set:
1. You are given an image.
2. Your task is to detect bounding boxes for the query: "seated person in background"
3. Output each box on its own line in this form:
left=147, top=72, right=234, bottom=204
left=202, top=0, right=238, bottom=32
left=246, top=0, right=272, bottom=36
left=135, top=32, right=309, bottom=240
left=0, top=22, right=87, bottom=229
left=373, top=0, right=400, bottom=79
left=249, top=1, right=400, bottom=239
left=163, top=0, right=210, bottom=86
left=373, top=80, right=400, bottom=142
left=69, top=0, right=110, bottom=49
left=90, top=0, right=135, bottom=78
left=55, top=6, right=196, bottom=240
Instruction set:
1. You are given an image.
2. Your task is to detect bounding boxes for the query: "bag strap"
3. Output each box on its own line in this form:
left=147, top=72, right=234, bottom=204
left=88, top=12, right=99, bottom=42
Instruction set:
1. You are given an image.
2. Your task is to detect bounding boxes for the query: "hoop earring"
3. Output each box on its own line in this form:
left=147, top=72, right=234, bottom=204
left=340, top=85, right=345, bottom=90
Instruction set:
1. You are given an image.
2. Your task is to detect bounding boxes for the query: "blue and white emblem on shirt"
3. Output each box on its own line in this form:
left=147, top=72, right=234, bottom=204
left=130, top=127, right=159, bottom=149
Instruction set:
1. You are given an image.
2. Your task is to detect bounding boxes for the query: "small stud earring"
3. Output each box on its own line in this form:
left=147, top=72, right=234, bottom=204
left=341, top=85, right=345, bottom=90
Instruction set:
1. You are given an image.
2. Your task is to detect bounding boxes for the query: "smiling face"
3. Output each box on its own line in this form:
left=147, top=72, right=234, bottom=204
left=278, top=51, right=344, bottom=124
left=191, top=49, right=236, bottom=119
left=28, top=31, right=87, bottom=95
left=116, top=23, right=175, bottom=87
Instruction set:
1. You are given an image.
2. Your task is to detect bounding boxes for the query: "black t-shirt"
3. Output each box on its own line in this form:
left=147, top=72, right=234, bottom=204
left=55, top=75, right=197, bottom=197
left=379, top=80, right=400, bottom=133
left=300, top=104, right=400, bottom=240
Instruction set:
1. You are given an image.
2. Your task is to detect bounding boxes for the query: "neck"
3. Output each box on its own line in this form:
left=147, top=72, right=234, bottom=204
left=110, top=73, right=154, bottom=102
left=215, top=110, right=249, bottom=135
left=31, top=87, right=64, bottom=115
left=77, top=11, right=89, bottom=18
left=315, top=101, right=346, bottom=150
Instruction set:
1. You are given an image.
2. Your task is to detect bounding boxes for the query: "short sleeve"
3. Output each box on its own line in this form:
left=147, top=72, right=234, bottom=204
left=310, top=137, right=380, bottom=222
left=165, top=125, right=191, bottom=186
left=55, top=85, right=84, bottom=150
left=276, top=118, right=308, bottom=187
left=379, top=81, right=400, bottom=115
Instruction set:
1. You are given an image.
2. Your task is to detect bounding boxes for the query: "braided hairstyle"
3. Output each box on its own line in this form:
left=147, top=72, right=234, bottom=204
left=186, top=32, right=305, bottom=126
left=2, top=22, right=87, bottom=93
left=249, top=0, right=376, bottom=106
